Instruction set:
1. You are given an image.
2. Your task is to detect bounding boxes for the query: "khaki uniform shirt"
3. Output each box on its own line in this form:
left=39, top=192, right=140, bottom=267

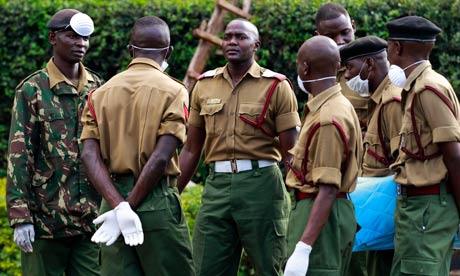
left=362, top=76, right=402, bottom=177
left=286, top=84, right=363, bottom=193
left=189, top=62, right=300, bottom=163
left=391, top=61, right=460, bottom=186
left=338, top=67, right=370, bottom=129
left=81, top=58, right=188, bottom=177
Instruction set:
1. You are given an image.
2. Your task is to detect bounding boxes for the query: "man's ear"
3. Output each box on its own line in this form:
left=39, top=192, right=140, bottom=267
left=395, top=41, right=403, bottom=56
left=254, top=40, right=261, bottom=52
left=48, top=31, right=56, bottom=45
left=366, top=57, right=375, bottom=71
left=351, top=19, right=356, bottom=33
left=165, top=46, right=174, bottom=59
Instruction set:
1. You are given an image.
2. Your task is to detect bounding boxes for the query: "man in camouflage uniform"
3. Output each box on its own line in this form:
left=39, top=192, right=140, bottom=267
left=6, top=9, right=103, bottom=276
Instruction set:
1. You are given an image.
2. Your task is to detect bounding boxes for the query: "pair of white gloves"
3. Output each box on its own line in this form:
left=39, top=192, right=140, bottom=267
left=91, top=201, right=144, bottom=246
left=13, top=201, right=142, bottom=253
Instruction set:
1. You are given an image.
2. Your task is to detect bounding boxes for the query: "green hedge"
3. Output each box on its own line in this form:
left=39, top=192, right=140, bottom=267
left=0, top=0, right=459, bottom=177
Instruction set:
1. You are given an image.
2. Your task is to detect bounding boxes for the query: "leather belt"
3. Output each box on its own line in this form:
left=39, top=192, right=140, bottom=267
left=398, top=183, right=451, bottom=197
left=295, top=190, right=348, bottom=201
left=110, top=173, right=177, bottom=187
left=214, top=160, right=277, bottom=173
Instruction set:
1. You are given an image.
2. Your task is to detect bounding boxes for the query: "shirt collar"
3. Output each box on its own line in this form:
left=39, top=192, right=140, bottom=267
left=403, top=60, right=431, bottom=91
left=215, top=61, right=262, bottom=80
left=370, top=75, right=391, bottom=105
left=128, top=57, right=163, bottom=71
left=47, top=58, right=93, bottom=92
left=306, top=84, right=341, bottom=113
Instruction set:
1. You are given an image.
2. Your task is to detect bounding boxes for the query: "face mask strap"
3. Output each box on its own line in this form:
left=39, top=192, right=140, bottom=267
left=403, top=60, right=425, bottom=71
left=301, top=76, right=336, bottom=83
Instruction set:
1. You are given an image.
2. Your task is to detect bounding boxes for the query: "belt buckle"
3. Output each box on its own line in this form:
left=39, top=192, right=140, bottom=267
left=231, top=160, right=238, bottom=173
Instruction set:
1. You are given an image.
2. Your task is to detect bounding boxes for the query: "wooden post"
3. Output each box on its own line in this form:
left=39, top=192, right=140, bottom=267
left=183, top=0, right=246, bottom=92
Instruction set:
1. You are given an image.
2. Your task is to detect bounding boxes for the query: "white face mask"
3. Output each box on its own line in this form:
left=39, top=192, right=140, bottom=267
left=297, top=75, right=336, bottom=94
left=129, top=44, right=170, bottom=71
left=69, top=13, right=94, bottom=36
left=346, top=62, right=370, bottom=97
left=388, top=60, right=425, bottom=88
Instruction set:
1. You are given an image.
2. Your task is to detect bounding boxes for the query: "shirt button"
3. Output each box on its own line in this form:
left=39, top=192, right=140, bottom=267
left=230, top=112, right=235, bottom=115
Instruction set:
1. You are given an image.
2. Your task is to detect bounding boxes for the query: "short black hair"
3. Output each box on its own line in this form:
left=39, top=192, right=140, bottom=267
left=316, top=3, right=349, bottom=26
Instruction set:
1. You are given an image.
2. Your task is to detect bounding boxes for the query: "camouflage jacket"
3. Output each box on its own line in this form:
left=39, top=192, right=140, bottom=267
left=6, top=59, right=103, bottom=239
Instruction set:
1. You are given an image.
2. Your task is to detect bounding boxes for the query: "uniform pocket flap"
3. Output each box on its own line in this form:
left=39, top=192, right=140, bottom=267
left=238, top=103, right=264, bottom=116
left=273, top=218, right=288, bottom=237
left=401, top=258, right=438, bottom=275
left=200, top=103, right=224, bottom=116
left=32, top=169, right=54, bottom=186
left=43, top=109, right=64, bottom=121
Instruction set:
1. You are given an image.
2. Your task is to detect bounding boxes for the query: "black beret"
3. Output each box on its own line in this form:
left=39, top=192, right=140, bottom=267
left=386, top=16, right=441, bottom=42
left=340, top=36, right=387, bottom=63
left=47, top=9, right=80, bottom=31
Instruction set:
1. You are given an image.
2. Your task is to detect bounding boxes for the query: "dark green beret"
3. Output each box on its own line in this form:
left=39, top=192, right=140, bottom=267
left=386, top=16, right=441, bottom=42
left=340, top=36, right=387, bottom=63
left=47, top=9, right=80, bottom=31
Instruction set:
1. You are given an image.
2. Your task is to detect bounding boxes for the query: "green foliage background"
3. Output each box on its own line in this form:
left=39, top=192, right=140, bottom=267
left=0, top=0, right=459, bottom=177
left=0, top=0, right=460, bottom=275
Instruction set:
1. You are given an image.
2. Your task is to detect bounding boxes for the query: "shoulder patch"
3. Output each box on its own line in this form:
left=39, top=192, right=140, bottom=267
left=15, top=69, right=47, bottom=90
left=198, top=69, right=217, bottom=80
left=261, top=69, right=286, bottom=81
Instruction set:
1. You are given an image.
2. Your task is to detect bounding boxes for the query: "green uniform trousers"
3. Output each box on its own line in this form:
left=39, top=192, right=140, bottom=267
left=347, top=250, right=394, bottom=276
left=286, top=196, right=356, bottom=276
left=99, top=175, right=194, bottom=276
left=21, top=234, right=100, bottom=276
left=390, top=185, right=459, bottom=276
left=192, top=164, right=290, bottom=276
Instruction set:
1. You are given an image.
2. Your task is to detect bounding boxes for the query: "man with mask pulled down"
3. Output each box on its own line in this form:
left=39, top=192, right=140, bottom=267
left=284, top=35, right=362, bottom=276
left=387, top=16, right=460, bottom=276
left=80, top=16, right=194, bottom=276
left=6, top=8, right=103, bottom=276
left=340, top=36, right=402, bottom=276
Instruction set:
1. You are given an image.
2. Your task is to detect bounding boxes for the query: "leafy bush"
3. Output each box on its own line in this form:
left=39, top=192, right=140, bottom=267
left=0, top=178, right=21, bottom=276
left=181, top=184, right=203, bottom=237
left=0, top=0, right=460, bottom=178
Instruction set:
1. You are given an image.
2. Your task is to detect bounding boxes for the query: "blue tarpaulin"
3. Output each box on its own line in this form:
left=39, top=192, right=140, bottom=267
left=349, top=176, right=459, bottom=252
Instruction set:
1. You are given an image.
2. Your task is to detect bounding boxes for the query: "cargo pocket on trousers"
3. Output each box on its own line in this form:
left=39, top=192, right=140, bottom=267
left=273, top=218, right=288, bottom=263
left=401, top=258, right=438, bottom=275
left=168, top=192, right=185, bottom=225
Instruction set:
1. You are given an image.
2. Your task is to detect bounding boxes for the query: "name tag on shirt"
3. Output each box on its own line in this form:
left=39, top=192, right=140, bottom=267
left=207, top=98, right=222, bottom=104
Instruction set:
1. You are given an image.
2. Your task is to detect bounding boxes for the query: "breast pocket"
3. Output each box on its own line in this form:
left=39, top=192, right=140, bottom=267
left=399, top=119, right=422, bottom=155
left=238, top=103, right=264, bottom=136
left=200, top=103, right=224, bottom=136
left=42, top=109, right=66, bottom=141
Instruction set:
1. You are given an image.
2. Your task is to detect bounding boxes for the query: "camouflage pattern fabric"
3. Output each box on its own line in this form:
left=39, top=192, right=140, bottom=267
left=6, top=63, right=103, bottom=239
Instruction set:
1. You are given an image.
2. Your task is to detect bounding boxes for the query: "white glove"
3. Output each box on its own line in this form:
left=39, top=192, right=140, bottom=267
left=284, top=241, right=312, bottom=276
left=91, top=210, right=121, bottom=246
left=14, top=223, right=35, bottom=253
left=114, top=202, right=144, bottom=246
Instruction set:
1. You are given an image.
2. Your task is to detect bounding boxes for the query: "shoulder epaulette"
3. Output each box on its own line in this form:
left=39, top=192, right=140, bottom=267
left=85, top=67, right=103, bottom=80
left=261, top=69, right=287, bottom=81
left=15, top=69, right=47, bottom=90
left=169, top=75, right=187, bottom=88
left=198, top=69, right=217, bottom=80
